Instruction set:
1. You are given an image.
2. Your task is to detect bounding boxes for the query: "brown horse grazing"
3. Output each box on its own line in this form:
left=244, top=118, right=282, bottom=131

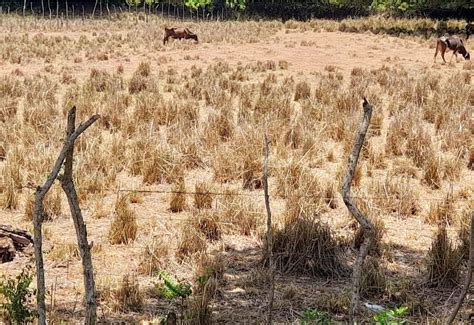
left=163, top=27, right=198, bottom=45
left=434, top=35, right=470, bottom=63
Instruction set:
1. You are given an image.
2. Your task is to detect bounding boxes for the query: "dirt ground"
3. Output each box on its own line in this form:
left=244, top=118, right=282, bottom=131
left=0, top=20, right=473, bottom=324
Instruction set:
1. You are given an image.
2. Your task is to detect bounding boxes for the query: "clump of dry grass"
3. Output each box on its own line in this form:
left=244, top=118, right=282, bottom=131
left=324, top=181, right=338, bottom=209
left=169, top=177, right=187, bottom=213
left=91, top=200, right=109, bottom=219
left=176, top=224, right=207, bottom=261
left=203, top=112, right=234, bottom=147
left=425, top=193, right=456, bottom=225
left=114, top=274, right=143, bottom=312
left=128, top=191, right=144, bottom=204
left=216, top=190, right=261, bottom=236
left=422, top=151, right=443, bottom=189
left=48, top=243, right=80, bottom=262
left=457, top=210, right=471, bottom=262
left=129, top=61, right=153, bottom=94
left=369, top=176, right=419, bottom=217
left=194, top=252, right=225, bottom=293
left=266, top=215, right=346, bottom=277
left=469, top=146, right=474, bottom=170
left=360, top=256, right=386, bottom=298
left=241, top=149, right=263, bottom=190
left=129, top=140, right=183, bottom=185
left=191, top=210, right=222, bottom=242
left=194, top=182, right=213, bottom=210
left=109, top=195, right=138, bottom=245
left=138, top=235, right=168, bottom=276
left=443, top=154, right=463, bottom=182
left=136, top=61, right=151, bottom=77
left=1, top=180, right=19, bottom=210
left=385, top=109, right=434, bottom=168
left=294, top=80, right=311, bottom=101
left=425, top=225, right=460, bottom=288
left=186, top=277, right=218, bottom=325
left=211, top=146, right=240, bottom=184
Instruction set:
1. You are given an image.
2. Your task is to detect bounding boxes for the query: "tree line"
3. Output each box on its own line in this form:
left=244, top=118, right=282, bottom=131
left=0, top=0, right=472, bottom=20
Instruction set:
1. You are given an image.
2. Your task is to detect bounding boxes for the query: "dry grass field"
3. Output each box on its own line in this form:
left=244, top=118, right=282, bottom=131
left=0, top=14, right=473, bottom=324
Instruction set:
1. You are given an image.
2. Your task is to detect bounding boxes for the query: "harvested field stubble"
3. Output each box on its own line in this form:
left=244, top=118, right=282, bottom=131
left=0, top=14, right=472, bottom=324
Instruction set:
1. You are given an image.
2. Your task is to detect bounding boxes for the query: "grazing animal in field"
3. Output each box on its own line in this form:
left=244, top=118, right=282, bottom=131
left=163, top=27, right=198, bottom=45
left=466, top=23, right=474, bottom=40
left=433, top=35, right=470, bottom=63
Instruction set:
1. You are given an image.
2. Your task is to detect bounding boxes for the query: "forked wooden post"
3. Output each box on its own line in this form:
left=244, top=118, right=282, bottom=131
left=59, top=107, right=98, bottom=325
left=33, top=109, right=99, bottom=325
left=447, top=210, right=474, bottom=324
left=341, top=98, right=374, bottom=323
left=263, top=135, right=274, bottom=325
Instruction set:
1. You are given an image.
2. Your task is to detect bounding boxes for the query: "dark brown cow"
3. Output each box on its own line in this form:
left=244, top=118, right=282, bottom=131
left=163, top=27, right=198, bottom=45
left=434, top=35, right=470, bottom=63
left=467, top=23, right=474, bottom=40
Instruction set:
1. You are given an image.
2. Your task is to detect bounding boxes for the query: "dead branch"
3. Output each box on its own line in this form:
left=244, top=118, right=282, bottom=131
left=0, top=224, right=33, bottom=249
left=33, top=111, right=100, bottom=325
left=58, top=107, right=97, bottom=325
left=341, top=98, right=374, bottom=323
left=263, top=135, right=274, bottom=325
left=447, top=210, right=474, bottom=324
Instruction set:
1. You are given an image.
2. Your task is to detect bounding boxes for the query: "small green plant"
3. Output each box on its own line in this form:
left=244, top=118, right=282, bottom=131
left=300, top=308, right=332, bottom=325
left=374, top=306, right=408, bottom=325
left=0, top=267, right=35, bottom=324
left=157, top=271, right=192, bottom=300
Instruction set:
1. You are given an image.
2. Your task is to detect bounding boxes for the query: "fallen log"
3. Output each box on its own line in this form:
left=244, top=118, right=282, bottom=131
left=0, top=224, right=33, bottom=262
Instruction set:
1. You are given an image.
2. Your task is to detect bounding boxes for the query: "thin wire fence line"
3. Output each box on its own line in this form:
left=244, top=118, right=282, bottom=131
left=14, top=184, right=474, bottom=202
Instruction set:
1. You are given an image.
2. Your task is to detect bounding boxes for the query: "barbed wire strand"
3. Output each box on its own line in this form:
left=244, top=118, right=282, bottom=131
left=14, top=184, right=474, bottom=202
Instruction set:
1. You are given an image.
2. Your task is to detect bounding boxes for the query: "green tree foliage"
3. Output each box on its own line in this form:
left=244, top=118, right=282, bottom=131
left=0, top=267, right=35, bottom=324
left=185, top=0, right=211, bottom=9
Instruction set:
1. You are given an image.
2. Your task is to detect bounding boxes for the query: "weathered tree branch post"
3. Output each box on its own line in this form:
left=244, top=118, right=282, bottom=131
left=342, top=98, right=374, bottom=323
left=58, top=107, right=98, bottom=325
left=263, top=135, right=274, bottom=325
left=33, top=110, right=100, bottom=325
left=447, top=210, right=474, bottom=325
left=92, top=0, right=98, bottom=18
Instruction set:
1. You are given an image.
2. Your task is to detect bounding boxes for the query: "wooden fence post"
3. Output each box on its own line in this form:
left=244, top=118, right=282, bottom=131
left=33, top=110, right=99, bottom=325
left=447, top=210, right=474, bottom=324
left=263, top=135, right=274, bottom=325
left=58, top=107, right=98, bottom=325
left=341, top=98, right=374, bottom=323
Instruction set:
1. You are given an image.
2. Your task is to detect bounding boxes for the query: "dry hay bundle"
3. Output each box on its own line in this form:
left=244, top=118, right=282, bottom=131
left=425, top=225, right=460, bottom=288
left=360, top=256, right=386, bottom=298
left=266, top=215, right=346, bottom=277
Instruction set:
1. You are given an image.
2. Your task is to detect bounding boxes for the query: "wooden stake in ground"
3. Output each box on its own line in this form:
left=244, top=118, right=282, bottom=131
left=341, top=98, right=374, bottom=323
left=58, top=107, right=98, bottom=325
left=33, top=110, right=99, bottom=325
left=447, top=210, right=474, bottom=324
left=263, top=135, right=274, bottom=325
